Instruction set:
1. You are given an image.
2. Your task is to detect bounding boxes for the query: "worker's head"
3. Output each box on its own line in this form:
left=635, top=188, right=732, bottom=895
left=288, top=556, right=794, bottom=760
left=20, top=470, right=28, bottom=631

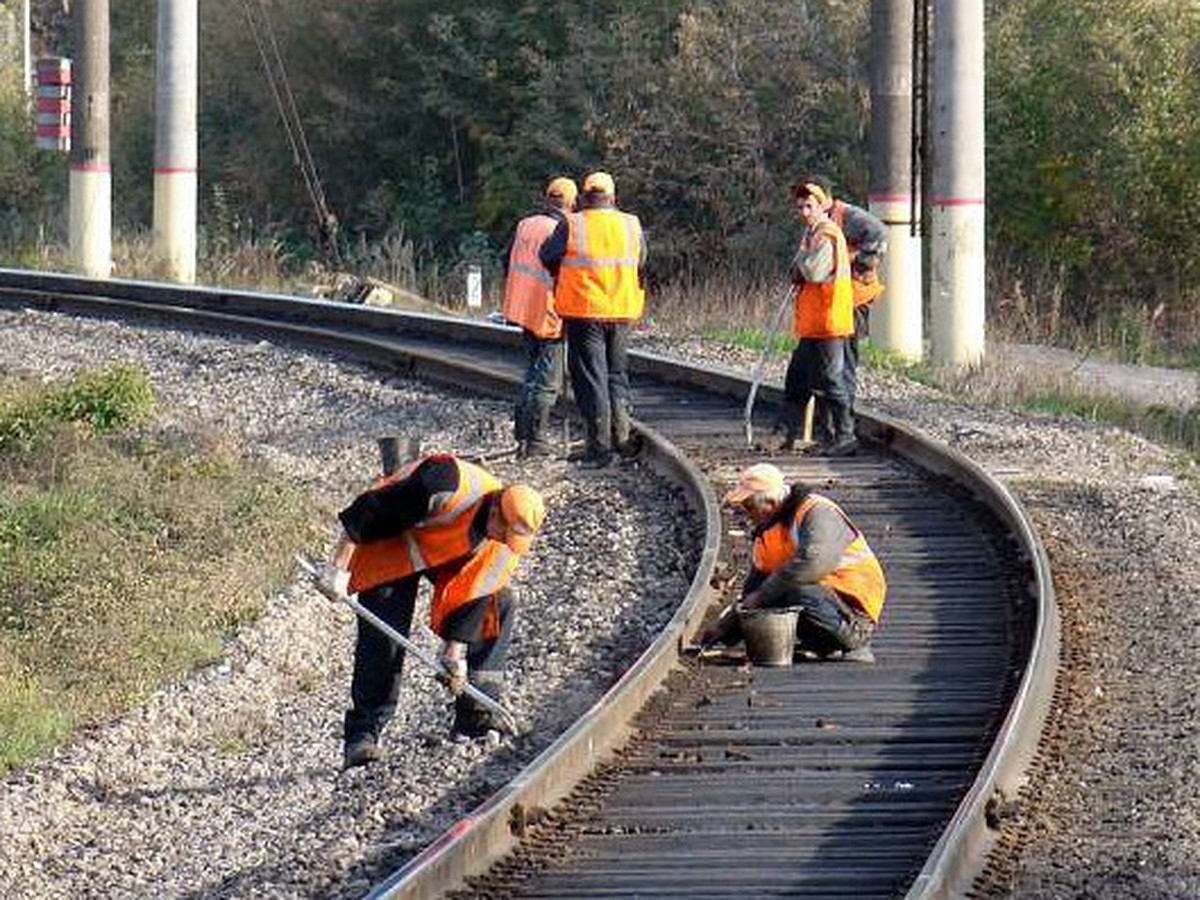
left=791, top=176, right=835, bottom=210
left=546, top=176, right=578, bottom=211
left=581, top=171, right=617, bottom=208
left=724, top=463, right=788, bottom=521
left=494, top=484, right=546, bottom=554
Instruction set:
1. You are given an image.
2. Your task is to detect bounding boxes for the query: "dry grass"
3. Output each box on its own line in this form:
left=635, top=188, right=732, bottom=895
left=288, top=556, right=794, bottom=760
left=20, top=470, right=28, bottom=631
left=0, top=369, right=320, bottom=775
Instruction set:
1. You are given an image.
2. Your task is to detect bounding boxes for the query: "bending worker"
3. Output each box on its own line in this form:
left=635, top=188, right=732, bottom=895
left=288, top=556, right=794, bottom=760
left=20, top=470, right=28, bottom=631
left=702, top=463, right=885, bottom=662
left=779, top=180, right=858, bottom=456
left=501, top=176, right=578, bottom=458
left=539, top=170, right=647, bottom=469
left=328, top=452, right=546, bottom=768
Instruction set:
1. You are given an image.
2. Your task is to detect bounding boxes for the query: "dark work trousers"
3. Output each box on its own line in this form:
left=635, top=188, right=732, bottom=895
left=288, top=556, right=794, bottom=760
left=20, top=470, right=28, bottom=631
left=344, top=577, right=419, bottom=745
left=514, top=330, right=564, bottom=448
left=782, top=337, right=854, bottom=443
left=815, top=306, right=869, bottom=440
left=440, top=588, right=516, bottom=677
left=761, top=583, right=875, bottom=655
left=564, top=318, right=633, bottom=456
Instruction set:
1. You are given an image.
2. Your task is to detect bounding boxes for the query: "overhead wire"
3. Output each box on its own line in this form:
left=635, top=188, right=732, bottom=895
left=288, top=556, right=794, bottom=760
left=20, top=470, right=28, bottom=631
left=240, top=0, right=340, bottom=261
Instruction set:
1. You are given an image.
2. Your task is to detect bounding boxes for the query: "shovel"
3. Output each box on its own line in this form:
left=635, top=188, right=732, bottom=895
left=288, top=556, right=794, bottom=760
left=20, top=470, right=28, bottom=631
left=294, top=554, right=519, bottom=735
left=744, top=284, right=797, bottom=447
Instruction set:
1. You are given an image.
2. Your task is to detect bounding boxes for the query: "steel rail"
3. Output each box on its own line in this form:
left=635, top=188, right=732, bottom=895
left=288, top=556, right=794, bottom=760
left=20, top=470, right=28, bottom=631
left=0, top=268, right=1058, bottom=898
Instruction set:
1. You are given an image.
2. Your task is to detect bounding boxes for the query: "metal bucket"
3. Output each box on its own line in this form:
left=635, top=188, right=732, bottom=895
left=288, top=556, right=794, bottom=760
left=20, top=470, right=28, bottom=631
left=738, top=607, right=798, bottom=667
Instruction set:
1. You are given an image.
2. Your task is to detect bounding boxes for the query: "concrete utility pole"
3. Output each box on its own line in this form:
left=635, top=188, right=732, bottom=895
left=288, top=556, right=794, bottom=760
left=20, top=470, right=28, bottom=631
left=153, top=0, right=197, bottom=283
left=928, top=0, right=986, bottom=366
left=69, top=0, right=112, bottom=278
left=869, top=0, right=923, bottom=362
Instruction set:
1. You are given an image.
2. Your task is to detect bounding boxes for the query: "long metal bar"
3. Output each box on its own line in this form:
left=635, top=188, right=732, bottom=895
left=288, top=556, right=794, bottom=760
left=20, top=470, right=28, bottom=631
left=293, top=554, right=518, bottom=734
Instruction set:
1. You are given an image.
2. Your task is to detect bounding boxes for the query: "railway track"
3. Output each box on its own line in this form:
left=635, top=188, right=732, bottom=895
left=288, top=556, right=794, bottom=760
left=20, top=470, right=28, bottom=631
left=0, top=269, right=1058, bottom=898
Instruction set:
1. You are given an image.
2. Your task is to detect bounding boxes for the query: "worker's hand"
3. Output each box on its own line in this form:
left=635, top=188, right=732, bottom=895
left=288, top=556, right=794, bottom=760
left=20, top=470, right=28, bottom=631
left=439, top=641, right=469, bottom=696
left=741, top=590, right=764, bottom=610
left=314, top=561, right=351, bottom=598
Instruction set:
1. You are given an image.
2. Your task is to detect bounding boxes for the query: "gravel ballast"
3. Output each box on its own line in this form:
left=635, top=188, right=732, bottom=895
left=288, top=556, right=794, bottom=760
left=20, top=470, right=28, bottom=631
left=0, top=309, right=697, bottom=898
left=1, top=308, right=1198, bottom=898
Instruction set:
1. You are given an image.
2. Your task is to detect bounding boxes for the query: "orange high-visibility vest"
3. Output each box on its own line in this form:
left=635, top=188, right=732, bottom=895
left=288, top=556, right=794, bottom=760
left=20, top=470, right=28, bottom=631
left=793, top=221, right=854, bottom=338
left=346, top=455, right=502, bottom=595
left=554, top=208, right=645, bottom=321
left=503, top=213, right=563, bottom=339
left=752, top=493, right=886, bottom=622
left=429, top=541, right=519, bottom=639
left=829, top=201, right=886, bottom=309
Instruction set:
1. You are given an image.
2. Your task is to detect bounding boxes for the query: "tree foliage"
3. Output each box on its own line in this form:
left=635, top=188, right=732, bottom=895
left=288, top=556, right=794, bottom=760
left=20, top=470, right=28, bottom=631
left=5, top=0, right=1199, bottom=342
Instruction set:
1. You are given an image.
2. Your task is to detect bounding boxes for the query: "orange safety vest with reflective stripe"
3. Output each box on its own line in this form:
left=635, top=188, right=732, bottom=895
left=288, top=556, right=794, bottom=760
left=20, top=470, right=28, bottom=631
left=346, top=455, right=502, bottom=595
left=793, top=220, right=854, bottom=339
left=829, top=201, right=886, bottom=309
left=553, top=209, right=645, bottom=321
left=503, top=213, right=563, bottom=339
left=751, top=493, right=886, bottom=622
left=429, top=541, right=519, bottom=639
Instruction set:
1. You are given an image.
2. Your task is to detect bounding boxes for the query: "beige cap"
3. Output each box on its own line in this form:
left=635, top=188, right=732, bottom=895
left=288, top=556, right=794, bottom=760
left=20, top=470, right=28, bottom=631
left=546, top=176, right=578, bottom=207
left=724, top=463, right=786, bottom=505
left=499, top=484, right=546, bottom=554
left=582, top=171, right=616, bottom=196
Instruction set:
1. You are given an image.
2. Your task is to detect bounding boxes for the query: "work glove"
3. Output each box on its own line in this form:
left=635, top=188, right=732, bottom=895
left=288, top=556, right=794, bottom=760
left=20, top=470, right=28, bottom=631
left=439, top=641, right=469, bottom=696
left=315, top=561, right=351, bottom=598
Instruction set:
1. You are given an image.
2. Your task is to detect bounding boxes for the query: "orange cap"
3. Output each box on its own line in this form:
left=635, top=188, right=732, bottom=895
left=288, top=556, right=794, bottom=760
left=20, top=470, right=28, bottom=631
left=546, top=176, right=578, bottom=208
left=582, top=171, right=616, bottom=196
left=724, top=463, right=786, bottom=505
left=499, top=484, right=546, bottom=554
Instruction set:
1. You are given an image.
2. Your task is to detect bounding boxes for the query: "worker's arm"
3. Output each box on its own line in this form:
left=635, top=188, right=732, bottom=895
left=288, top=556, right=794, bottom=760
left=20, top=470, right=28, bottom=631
left=338, top=457, right=459, bottom=543
left=751, top=504, right=854, bottom=606
left=789, top=226, right=835, bottom=284
left=538, top=217, right=569, bottom=278
left=841, top=203, right=888, bottom=275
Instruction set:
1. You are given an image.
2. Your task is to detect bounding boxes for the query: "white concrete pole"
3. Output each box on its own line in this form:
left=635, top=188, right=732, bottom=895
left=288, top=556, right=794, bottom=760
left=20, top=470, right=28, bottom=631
left=869, top=0, right=923, bottom=362
left=22, top=0, right=31, bottom=93
left=69, top=0, right=112, bottom=279
left=929, top=0, right=986, bottom=366
left=153, top=0, right=198, bottom=283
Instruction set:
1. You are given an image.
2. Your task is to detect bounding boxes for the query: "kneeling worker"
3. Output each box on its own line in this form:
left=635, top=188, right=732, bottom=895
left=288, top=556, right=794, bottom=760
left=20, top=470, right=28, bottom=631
left=328, top=452, right=545, bottom=767
left=703, top=463, right=885, bottom=661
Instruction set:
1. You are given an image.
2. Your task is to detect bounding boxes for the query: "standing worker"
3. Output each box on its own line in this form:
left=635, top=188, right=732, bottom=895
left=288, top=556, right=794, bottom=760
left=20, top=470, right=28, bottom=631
left=803, top=175, right=888, bottom=432
left=778, top=181, right=857, bottom=456
left=702, top=463, right=886, bottom=662
left=502, top=177, right=578, bottom=458
left=326, top=452, right=545, bottom=767
left=539, top=171, right=647, bottom=469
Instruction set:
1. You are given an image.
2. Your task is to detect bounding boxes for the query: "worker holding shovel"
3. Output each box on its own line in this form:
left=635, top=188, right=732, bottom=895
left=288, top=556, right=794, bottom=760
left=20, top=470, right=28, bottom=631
left=320, top=451, right=545, bottom=768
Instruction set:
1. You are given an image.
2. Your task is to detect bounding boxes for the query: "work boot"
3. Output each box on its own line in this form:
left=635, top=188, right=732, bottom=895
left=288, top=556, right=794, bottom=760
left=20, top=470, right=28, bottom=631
left=615, top=433, right=643, bottom=460
left=450, top=679, right=509, bottom=741
left=523, top=437, right=554, bottom=459
left=819, top=437, right=859, bottom=457
left=839, top=644, right=876, bottom=664
left=342, top=735, right=383, bottom=769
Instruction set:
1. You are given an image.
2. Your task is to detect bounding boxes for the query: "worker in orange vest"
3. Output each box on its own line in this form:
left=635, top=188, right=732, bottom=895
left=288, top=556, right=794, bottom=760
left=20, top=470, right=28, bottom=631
left=501, top=176, right=578, bottom=458
left=328, top=453, right=545, bottom=767
left=702, top=463, right=886, bottom=662
left=779, top=180, right=857, bottom=456
left=801, top=175, right=888, bottom=440
left=539, top=170, right=647, bottom=468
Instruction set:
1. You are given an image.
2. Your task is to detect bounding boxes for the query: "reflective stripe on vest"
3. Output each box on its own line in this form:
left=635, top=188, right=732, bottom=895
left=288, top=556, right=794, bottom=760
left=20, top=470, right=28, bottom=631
left=346, top=456, right=502, bottom=594
left=793, top=220, right=854, bottom=338
left=503, top=214, right=562, bottom=339
left=554, top=209, right=645, bottom=321
left=752, top=493, right=887, bottom=622
left=429, top=541, right=520, bottom=638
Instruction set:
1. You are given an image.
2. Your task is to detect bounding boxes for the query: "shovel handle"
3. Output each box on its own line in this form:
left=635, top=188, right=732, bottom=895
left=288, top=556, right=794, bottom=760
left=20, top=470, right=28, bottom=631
left=294, top=555, right=519, bottom=734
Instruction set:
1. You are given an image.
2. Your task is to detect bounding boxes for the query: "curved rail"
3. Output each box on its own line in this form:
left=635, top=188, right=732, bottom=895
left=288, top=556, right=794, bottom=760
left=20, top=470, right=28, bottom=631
left=0, top=268, right=1058, bottom=898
